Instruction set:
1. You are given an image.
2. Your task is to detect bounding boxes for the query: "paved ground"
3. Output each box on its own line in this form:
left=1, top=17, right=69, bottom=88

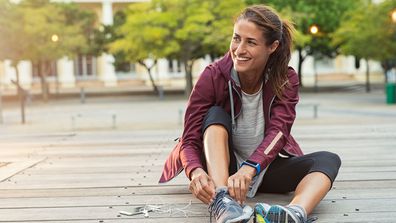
left=0, top=87, right=395, bottom=222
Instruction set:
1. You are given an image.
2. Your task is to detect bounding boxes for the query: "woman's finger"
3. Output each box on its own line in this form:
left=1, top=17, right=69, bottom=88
left=240, top=179, right=247, bottom=204
left=227, top=177, right=236, bottom=199
left=197, top=178, right=213, bottom=202
left=234, top=178, right=241, bottom=204
left=207, top=178, right=216, bottom=200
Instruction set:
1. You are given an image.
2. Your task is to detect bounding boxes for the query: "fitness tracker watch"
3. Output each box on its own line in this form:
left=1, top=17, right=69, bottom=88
left=241, top=160, right=261, bottom=176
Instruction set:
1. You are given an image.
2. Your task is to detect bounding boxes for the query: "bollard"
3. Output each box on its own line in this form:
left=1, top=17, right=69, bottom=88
left=158, top=86, right=164, bottom=100
left=112, top=114, right=117, bottom=129
left=71, top=116, right=75, bottom=131
left=80, top=87, right=85, bottom=104
left=313, top=105, right=318, bottom=119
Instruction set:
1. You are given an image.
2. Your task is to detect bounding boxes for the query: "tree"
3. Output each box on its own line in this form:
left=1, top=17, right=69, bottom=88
left=0, top=0, right=30, bottom=123
left=204, top=0, right=245, bottom=59
left=0, top=0, right=95, bottom=101
left=112, top=0, right=245, bottom=96
left=0, top=0, right=29, bottom=90
left=110, top=2, right=178, bottom=94
left=246, top=0, right=361, bottom=86
left=332, top=0, right=396, bottom=92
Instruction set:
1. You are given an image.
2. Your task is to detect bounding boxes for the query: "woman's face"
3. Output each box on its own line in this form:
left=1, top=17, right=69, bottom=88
left=230, top=19, right=278, bottom=76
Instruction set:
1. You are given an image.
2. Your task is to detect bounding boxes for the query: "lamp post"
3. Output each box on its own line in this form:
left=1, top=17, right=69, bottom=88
left=309, top=25, right=319, bottom=92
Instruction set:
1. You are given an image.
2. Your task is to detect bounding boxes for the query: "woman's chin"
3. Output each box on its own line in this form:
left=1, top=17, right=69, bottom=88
left=234, top=65, right=247, bottom=73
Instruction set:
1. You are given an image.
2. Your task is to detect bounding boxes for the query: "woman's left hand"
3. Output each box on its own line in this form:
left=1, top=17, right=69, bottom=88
left=227, top=165, right=256, bottom=204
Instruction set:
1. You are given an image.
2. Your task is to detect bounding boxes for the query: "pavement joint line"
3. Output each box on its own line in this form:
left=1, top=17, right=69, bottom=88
left=0, top=157, right=47, bottom=183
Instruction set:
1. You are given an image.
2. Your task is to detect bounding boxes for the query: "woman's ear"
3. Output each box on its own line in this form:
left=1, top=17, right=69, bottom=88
left=269, top=40, right=279, bottom=54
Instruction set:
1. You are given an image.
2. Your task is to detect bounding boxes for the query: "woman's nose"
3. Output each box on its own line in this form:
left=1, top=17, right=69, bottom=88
left=235, top=43, right=246, bottom=55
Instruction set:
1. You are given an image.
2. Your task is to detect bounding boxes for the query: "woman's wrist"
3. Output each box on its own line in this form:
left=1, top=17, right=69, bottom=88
left=190, top=167, right=205, bottom=179
left=240, top=165, right=256, bottom=178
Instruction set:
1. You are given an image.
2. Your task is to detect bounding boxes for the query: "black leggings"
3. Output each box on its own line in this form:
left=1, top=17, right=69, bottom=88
left=202, top=106, right=341, bottom=193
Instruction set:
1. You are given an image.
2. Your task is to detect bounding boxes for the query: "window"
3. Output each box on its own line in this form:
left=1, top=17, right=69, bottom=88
left=32, top=61, right=57, bottom=78
left=74, top=55, right=96, bottom=79
left=168, top=59, right=182, bottom=74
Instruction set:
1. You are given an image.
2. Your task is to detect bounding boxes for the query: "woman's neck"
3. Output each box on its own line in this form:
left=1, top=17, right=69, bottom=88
left=238, top=72, right=264, bottom=94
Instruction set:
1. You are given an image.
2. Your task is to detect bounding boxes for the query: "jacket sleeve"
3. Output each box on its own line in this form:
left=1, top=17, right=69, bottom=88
left=180, top=67, right=217, bottom=180
left=248, top=69, right=299, bottom=171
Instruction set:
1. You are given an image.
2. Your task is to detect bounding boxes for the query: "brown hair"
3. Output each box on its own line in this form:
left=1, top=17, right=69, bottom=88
left=236, top=5, right=294, bottom=98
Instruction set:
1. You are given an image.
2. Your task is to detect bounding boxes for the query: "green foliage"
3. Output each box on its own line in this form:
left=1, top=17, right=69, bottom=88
left=111, top=0, right=245, bottom=94
left=59, top=2, right=99, bottom=56
left=110, top=2, right=177, bottom=62
left=0, top=0, right=95, bottom=63
left=0, top=0, right=97, bottom=100
left=244, top=0, right=362, bottom=85
left=333, top=0, right=396, bottom=64
left=257, top=0, right=362, bottom=58
left=204, top=0, right=245, bottom=57
left=0, top=0, right=28, bottom=65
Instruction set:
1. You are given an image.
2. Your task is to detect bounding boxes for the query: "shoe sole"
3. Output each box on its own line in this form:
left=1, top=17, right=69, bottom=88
left=225, top=205, right=254, bottom=223
left=265, top=205, right=299, bottom=223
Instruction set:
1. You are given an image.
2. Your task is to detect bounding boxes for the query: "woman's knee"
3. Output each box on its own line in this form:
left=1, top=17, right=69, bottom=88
left=310, top=151, right=341, bottom=182
left=315, top=151, right=341, bottom=169
left=203, top=124, right=229, bottom=138
left=202, top=106, right=232, bottom=136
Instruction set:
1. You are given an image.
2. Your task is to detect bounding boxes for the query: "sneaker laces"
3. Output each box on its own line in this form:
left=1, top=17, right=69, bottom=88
left=208, top=189, right=228, bottom=223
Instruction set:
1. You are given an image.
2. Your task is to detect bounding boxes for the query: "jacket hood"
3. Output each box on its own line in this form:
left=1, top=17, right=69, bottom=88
left=213, top=51, right=234, bottom=81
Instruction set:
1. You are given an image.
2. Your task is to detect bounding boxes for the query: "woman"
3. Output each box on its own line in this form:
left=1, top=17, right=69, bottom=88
left=159, top=5, right=341, bottom=223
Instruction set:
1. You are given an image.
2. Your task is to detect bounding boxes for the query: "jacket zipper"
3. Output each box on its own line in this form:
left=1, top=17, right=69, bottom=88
left=232, top=84, right=242, bottom=118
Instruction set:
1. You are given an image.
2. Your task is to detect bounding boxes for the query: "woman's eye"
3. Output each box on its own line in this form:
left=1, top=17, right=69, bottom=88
left=233, top=36, right=240, bottom=42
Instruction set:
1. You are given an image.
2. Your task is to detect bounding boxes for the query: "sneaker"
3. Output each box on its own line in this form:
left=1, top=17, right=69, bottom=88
left=254, top=204, right=312, bottom=223
left=254, top=203, right=271, bottom=223
left=208, top=187, right=253, bottom=223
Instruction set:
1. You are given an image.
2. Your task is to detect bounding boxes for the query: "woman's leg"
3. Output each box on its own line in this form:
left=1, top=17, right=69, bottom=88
left=258, top=151, right=341, bottom=215
left=201, top=106, right=237, bottom=188
left=289, top=172, right=331, bottom=215
left=203, top=124, right=230, bottom=188
left=201, top=107, right=253, bottom=223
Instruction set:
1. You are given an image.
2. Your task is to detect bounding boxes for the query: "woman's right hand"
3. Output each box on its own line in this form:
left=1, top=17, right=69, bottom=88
left=189, top=168, right=216, bottom=204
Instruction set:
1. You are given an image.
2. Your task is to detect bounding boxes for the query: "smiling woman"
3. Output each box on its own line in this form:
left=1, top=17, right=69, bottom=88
left=160, top=5, right=341, bottom=223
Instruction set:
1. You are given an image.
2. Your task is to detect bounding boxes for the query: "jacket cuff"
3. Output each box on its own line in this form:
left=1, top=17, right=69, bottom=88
left=185, top=162, right=204, bottom=180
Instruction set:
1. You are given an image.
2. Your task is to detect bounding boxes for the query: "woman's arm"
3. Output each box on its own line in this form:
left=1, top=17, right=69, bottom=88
left=180, top=66, right=218, bottom=180
left=248, top=68, right=300, bottom=171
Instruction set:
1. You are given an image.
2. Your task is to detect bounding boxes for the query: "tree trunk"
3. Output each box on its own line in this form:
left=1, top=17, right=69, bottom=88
left=12, top=63, right=25, bottom=124
left=365, top=58, right=370, bottom=93
left=138, top=60, right=158, bottom=94
left=39, top=61, right=49, bottom=102
left=184, top=59, right=194, bottom=97
left=297, top=48, right=306, bottom=87
left=381, top=62, right=390, bottom=84
left=12, top=63, right=20, bottom=97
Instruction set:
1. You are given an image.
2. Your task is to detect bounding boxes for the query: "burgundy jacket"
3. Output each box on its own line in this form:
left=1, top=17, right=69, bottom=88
left=159, top=52, right=303, bottom=183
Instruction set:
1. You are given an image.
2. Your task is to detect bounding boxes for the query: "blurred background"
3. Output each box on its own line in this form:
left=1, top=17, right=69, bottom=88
left=0, top=0, right=396, bottom=126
